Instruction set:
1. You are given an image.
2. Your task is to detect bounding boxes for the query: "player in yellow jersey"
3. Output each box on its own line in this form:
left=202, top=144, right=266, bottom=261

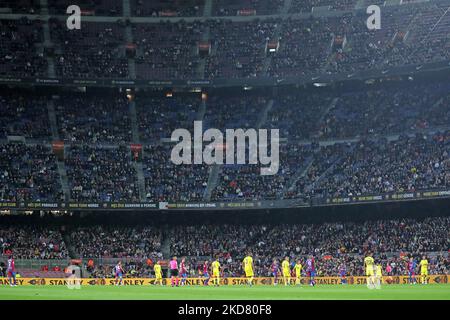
left=282, top=257, right=291, bottom=286
left=294, top=259, right=302, bottom=286
left=419, top=255, right=429, bottom=284
left=242, top=252, right=254, bottom=286
left=375, top=264, right=382, bottom=289
left=364, top=253, right=375, bottom=289
left=153, top=261, right=163, bottom=286
left=211, top=258, right=221, bottom=287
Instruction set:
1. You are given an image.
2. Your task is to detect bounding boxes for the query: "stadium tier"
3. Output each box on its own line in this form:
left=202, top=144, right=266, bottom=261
left=0, top=82, right=449, bottom=205
left=0, top=1, right=449, bottom=81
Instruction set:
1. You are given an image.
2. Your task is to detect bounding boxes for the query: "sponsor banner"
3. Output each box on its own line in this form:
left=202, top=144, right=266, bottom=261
left=0, top=202, right=18, bottom=208
left=421, top=190, right=450, bottom=198
left=237, top=9, right=257, bottom=16
left=0, top=201, right=266, bottom=211
left=0, top=202, right=158, bottom=210
left=0, top=59, right=447, bottom=89
left=0, top=190, right=449, bottom=211
left=0, top=276, right=447, bottom=286
left=327, top=189, right=450, bottom=205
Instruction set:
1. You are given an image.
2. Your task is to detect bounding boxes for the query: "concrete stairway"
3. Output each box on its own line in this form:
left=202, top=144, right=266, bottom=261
left=40, top=0, right=56, bottom=78
left=47, top=100, right=71, bottom=201
left=129, top=100, right=146, bottom=201
left=203, top=0, right=213, bottom=17
left=280, top=157, right=314, bottom=197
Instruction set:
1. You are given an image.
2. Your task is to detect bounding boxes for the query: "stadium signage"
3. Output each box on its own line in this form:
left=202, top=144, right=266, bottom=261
left=170, top=121, right=280, bottom=175
left=390, top=193, right=414, bottom=199
left=324, top=189, right=450, bottom=206
left=73, top=79, right=98, bottom=85
left=0, top=279, right=25, bottom=285
left=422, top=190, right=450, bottom=197
left=68, top=203, right=101, bottom=208
left=111, top=80, right=136, bottom=85
left=1, top=276, right=447, bottom=286
left=186, top=80, right=211, bottom=85
left=0, top=59, right=449, bottom=89
left=30, top=203, right=58, bottom=208
left=0, top=189, right=449, bottom=212
left=35, top=78, right=60, bottom=84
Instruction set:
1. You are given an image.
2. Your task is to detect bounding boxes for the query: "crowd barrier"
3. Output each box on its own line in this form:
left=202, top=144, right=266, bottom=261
left=0, top=275, right=448, bottom=286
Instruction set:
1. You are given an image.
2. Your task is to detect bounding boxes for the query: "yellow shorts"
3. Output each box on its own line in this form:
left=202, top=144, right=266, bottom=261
left=283, top=270, right=290, bottom=277
left=421, top=269, right=428, bottom=276
left=245, top=269, right=254, bottom=277
left=295, top=273, right=301, bottom=279
left=155, top=273, right=162, bottom=280
left=366, top=268, right=374, bottom=276
left=213, top=271, right=220, bottom=277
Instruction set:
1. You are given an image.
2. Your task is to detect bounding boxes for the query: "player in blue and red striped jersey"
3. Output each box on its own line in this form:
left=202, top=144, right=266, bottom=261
left=407, top=257, right=417, bottom=284
left=271, top=259, right=280, bottom=286
left=306, top=255, right=316, bottom=286
left=114, top=261, right=124, bottom=286
left=202, top=260, right=210, bottom=286
left=180, top=258, right=188, bottom=286
left=7, top=255, right=17, bottom=287
left=339, top=264, right=347, bottom=285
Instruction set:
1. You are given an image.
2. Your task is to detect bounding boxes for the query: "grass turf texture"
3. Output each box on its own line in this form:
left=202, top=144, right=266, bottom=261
left=0, top=284, right=448, bottom=300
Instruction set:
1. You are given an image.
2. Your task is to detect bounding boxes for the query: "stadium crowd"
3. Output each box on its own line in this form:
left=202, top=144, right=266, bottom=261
left=54, top=93, right=131, bottom=144
left=3, top=216, right=448, bottom=277
left=65, top=145, right=139, bottom=202
left=308, top=133, right=450, bottom=199
left=0, top=79, right=449, bottom=204
left=144, top=145, right=209, bottom=202
left=1, top=2, right=450, bottom=80
left=136, top=95, right=200, bottom=142
left=0, top=226, right=68, bottom=259
left=0, top=143, right=63, bottom=202
left=133, top=21, right=203, bottom=79
left=0, top=18, right=47, bottom=78
left=164, top=217, right=449, bottom=277
left=49, top=20, right=129, bottom=79
left=69, top=226, right=162, bottom=259
left=0, top=93, right=51, bottom=139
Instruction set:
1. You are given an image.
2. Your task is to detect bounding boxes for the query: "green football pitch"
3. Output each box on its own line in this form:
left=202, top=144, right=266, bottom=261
left=0, top=284, right=449, bottom=300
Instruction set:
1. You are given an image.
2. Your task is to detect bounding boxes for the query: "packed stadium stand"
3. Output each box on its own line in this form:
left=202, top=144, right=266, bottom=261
left=54, top=93, right=131, bottom=143
left=0, top=19, right=47, bottom=78
left=133, top=21, right=204, bottom=80
left=0, top=92, right=51, bottom=139
left=0, top=216, right=448, bottom=278
left=1, top=1, right=449, bottom=80
left=0, top=143, right=63, bottom=202
left=49, top=19, right=129, bottom=79
left=1, top=82, right=448, bottom=204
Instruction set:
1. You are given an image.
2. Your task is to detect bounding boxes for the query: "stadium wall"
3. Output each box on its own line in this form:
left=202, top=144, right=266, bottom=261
left=1, top=197, right=450, bottom=225
left=0, top=276, right=448, bottom=286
